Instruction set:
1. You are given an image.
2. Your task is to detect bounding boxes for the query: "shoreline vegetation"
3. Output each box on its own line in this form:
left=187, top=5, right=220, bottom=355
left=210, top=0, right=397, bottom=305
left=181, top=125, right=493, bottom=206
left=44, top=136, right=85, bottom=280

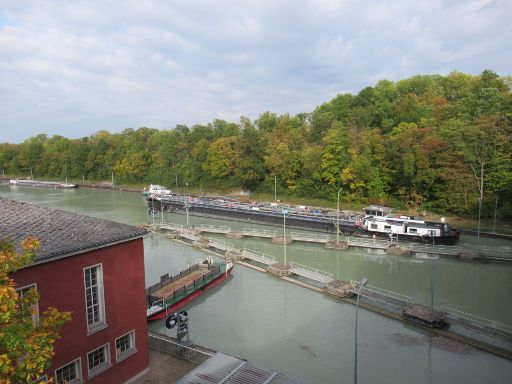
left=2, top=176, right=511, bottom=236
left=1, top=71, right=511, bottom=231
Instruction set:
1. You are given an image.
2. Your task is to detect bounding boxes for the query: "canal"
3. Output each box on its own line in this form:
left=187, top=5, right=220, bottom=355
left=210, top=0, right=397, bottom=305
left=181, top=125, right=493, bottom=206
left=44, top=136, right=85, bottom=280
left=2, top=185, right=512, bottom=384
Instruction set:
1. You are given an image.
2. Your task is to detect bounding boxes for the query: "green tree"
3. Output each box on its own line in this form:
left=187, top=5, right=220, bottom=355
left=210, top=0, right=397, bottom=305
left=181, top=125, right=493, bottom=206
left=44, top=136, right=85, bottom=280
left=0, top=238, right=71, bottom=383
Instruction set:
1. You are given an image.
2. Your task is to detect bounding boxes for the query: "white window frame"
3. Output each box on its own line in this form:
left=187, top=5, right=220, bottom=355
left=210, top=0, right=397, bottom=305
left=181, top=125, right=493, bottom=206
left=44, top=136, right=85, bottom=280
left=409, top=228, right=418, bottom=234
left=83, top=264, right=107, bottom=334
left=55, top=358, right=82, bottom=384
left=16, top=283, right=39, bottom=325
left=87, top=343, right=111, bottom=379
left=115, top=330, right=137, bottom=362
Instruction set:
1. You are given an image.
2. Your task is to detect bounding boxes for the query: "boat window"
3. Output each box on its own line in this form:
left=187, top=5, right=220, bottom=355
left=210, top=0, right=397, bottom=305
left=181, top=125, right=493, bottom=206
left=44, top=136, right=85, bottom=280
left=384, top=225, right=391, bottom=231
left=371, top=223, right=378, bottom=230
left=409, top=228, right=417, bottom=234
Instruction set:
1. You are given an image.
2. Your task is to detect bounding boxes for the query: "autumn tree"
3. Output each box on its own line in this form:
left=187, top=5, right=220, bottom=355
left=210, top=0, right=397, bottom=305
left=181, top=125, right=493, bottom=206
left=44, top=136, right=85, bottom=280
left=0, top=238, right=71, bottom=383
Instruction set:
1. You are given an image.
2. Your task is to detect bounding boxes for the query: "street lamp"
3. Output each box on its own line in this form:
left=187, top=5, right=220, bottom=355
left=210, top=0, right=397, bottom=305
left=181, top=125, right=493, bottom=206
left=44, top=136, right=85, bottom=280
left=428, top=230, right=436, bottom=314
left=283, top=208, right=288, bottom=266
left=337, top=188, right=343, bottom=243
left=354, top=278, right=368, bottom=384
left=477, top=197, right=482, bottom=257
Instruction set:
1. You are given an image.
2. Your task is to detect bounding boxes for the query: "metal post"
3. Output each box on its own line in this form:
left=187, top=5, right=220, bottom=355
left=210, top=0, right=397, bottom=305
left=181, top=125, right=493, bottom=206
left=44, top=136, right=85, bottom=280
left=354, top=278, right=368, bottom=384
left=337, top=188, right=342, bottom=243
left=477, top=197, right=482, bottom=256
left=176, top=175, right=178, bottom=194
left=283, top=208, right=288, bottom=267
left=429, top=230, right=435, bottom=313
left=493, top=193, right=498, bottom=234
left=274, top=175, right=277, bottom=204
left=111, top=171, right=114, bottom=189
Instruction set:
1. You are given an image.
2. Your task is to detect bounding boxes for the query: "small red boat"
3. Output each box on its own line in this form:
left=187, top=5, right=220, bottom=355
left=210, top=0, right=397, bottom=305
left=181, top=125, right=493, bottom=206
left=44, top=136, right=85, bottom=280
left=146, top=258, right=233, bottom=321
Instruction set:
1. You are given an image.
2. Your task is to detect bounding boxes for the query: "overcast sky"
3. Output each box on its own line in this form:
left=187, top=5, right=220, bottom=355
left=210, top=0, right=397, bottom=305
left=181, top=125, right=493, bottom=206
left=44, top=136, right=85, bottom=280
left=0, top=0, right=510, bottom=143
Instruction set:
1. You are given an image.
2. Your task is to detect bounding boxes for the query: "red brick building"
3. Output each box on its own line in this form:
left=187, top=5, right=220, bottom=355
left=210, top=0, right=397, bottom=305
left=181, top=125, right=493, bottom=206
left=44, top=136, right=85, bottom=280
left=0, top=198, right=149, bottom=383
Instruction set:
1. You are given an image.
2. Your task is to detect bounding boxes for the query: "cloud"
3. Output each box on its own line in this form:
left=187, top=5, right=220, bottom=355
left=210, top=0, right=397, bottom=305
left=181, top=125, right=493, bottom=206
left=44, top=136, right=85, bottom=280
left=0, top=0, right=510, bottom=143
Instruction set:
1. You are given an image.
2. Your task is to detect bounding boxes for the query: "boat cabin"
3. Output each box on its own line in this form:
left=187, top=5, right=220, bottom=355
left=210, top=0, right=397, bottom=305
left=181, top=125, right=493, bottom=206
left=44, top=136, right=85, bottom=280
left=363, top=216, right=446, bottom=237
left=364, top=205, right=392, bottom=217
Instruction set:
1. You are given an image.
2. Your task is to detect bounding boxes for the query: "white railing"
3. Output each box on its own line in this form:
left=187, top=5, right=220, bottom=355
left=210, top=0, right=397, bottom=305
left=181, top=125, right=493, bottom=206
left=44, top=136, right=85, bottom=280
left=441, top=305, right=512, bottom=335
left=350, top=280, right=411, bottom=309
left=290, top=232, right=330, bottom=242
left=200, top=224, right=231, bottom=233
left=160, top=222, right=184, bottom=231
left=346, top=236, right=390, bottom=248
left=206, top=238, right=234, bottom=251
left=242, top=248, right=277, bottom=265
left=480, top=246, right=512, bottom=260
left=242, top=228, right=278, bottom=237
left=289, top=262, right=334, bottom=283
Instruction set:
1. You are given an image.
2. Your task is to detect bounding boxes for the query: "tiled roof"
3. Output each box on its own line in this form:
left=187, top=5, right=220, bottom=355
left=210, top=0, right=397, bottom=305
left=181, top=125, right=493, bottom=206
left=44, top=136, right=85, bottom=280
left=0, top=197, right=147, bottom=263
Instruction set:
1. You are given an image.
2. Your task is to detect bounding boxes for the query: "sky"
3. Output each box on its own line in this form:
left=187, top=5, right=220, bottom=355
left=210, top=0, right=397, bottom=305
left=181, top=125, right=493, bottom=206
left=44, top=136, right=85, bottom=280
left=0, top=0, right=510, bottom=143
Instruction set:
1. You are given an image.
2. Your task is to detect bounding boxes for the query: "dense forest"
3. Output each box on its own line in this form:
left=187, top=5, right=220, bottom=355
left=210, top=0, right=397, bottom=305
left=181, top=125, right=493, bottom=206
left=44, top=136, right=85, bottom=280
left=1, top=70, right=511, bottom=219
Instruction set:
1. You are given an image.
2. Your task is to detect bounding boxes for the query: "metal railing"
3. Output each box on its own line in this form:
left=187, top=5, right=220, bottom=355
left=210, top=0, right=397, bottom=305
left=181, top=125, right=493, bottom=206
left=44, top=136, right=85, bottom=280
left=441, top=305, right=512, bottom=337
left=242, top=228, right=278, bottom=237
left=200, top=224, right=231, bottom=233
left=289, top=262, right=334, bottom=283
left=290, top=232, right=330, bottom=243
left=350, top=280, right=411, bottom=312
left=148, top=332, right=213, bottom=364
left=242, top=248, right=277, bottom=265
left=206, top=238, right=235, bottom=251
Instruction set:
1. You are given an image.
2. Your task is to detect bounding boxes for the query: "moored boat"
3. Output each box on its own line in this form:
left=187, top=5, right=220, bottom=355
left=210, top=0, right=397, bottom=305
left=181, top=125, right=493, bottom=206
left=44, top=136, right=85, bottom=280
left=9, top=179, right=78, bottom=189
left=143, top=184, right=172, bottom=197
left=357, top=205, right=460, bottom=244
left=146, top=257, right=233, bottom=321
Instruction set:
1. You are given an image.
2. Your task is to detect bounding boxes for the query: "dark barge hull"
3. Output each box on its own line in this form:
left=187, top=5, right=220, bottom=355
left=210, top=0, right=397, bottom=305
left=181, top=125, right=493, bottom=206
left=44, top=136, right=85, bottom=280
left=147, top=197, right=358, bottom=234
left=355, top=227, right=460, bottom=245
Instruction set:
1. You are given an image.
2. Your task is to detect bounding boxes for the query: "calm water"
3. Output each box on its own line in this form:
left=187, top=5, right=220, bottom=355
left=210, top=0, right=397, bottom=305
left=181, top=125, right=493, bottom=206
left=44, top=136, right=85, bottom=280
left=2, top=185, right=512, bottom=384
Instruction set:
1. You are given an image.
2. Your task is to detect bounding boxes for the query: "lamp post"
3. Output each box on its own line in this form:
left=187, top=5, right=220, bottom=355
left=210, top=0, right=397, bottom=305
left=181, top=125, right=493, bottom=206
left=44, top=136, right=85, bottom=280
left=429, top=230, right=436, bottom=313
left=337, top=188, right=343, bottom=243
left=354, top=278, right=368, bottom=384
left=477, top=197, right=482, bottom=257
left=274, top=175, right=277, bottom=204
left=283, top=208, right=288, bottom=267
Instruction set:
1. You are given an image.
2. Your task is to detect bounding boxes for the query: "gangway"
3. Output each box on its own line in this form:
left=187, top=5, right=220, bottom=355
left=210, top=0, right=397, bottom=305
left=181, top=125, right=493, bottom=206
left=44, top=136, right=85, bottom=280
left=289, top=262, right=334, bottom=284
left=480, top=246, right=512, bottom=262
left=442, top=306, right=512, bottom=341
left=179, top=230, right=200, bottom=242
left=242, top=228, right=278, bottom=238
left=242, top=248, right=277, bottom=266
left=160, top=222, right=185, bottom=232
left=410, top=244, right=462, bottom=256
left=346, top=236, right=391, bottom=250
left=206, top=238, right=235, bottom=252
left=350, top=281, right=411, bottom=314
left=199, top=224, right=231, bottom=234
left=290, top=232, right=330, bottom=243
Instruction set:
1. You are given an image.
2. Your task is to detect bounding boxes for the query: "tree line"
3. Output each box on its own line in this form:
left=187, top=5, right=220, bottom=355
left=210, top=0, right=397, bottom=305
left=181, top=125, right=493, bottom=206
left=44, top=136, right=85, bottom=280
left=1, top=70, right=511, bottom=218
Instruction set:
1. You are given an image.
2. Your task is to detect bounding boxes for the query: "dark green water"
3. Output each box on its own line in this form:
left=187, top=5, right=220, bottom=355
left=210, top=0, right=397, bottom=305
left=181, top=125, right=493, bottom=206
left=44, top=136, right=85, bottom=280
left=2, top=185, right=511, bottom=384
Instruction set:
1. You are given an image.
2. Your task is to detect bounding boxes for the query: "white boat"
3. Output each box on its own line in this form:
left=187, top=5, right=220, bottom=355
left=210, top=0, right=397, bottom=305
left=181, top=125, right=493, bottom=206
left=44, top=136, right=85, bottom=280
left=143, top=184, right=172, bottom=196
left=358, top=205, right=459, bottom=244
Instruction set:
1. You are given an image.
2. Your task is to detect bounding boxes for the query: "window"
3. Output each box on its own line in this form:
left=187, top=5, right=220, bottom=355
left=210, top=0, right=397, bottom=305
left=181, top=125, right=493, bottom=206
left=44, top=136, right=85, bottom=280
left=384, top=225, right=391, bottom=231
left=16, top=283, right=39, bottom=325
left=55, top=358, right=81, bottom=384
left=84, top=264, right=106, bottom=333
left=409, top=228, right=417, bottom=234
left=115, top=330, right=137, bottom=362
left=370, top=223, right=378, bottom=230
left=87, top=343, right=111, bottom=378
